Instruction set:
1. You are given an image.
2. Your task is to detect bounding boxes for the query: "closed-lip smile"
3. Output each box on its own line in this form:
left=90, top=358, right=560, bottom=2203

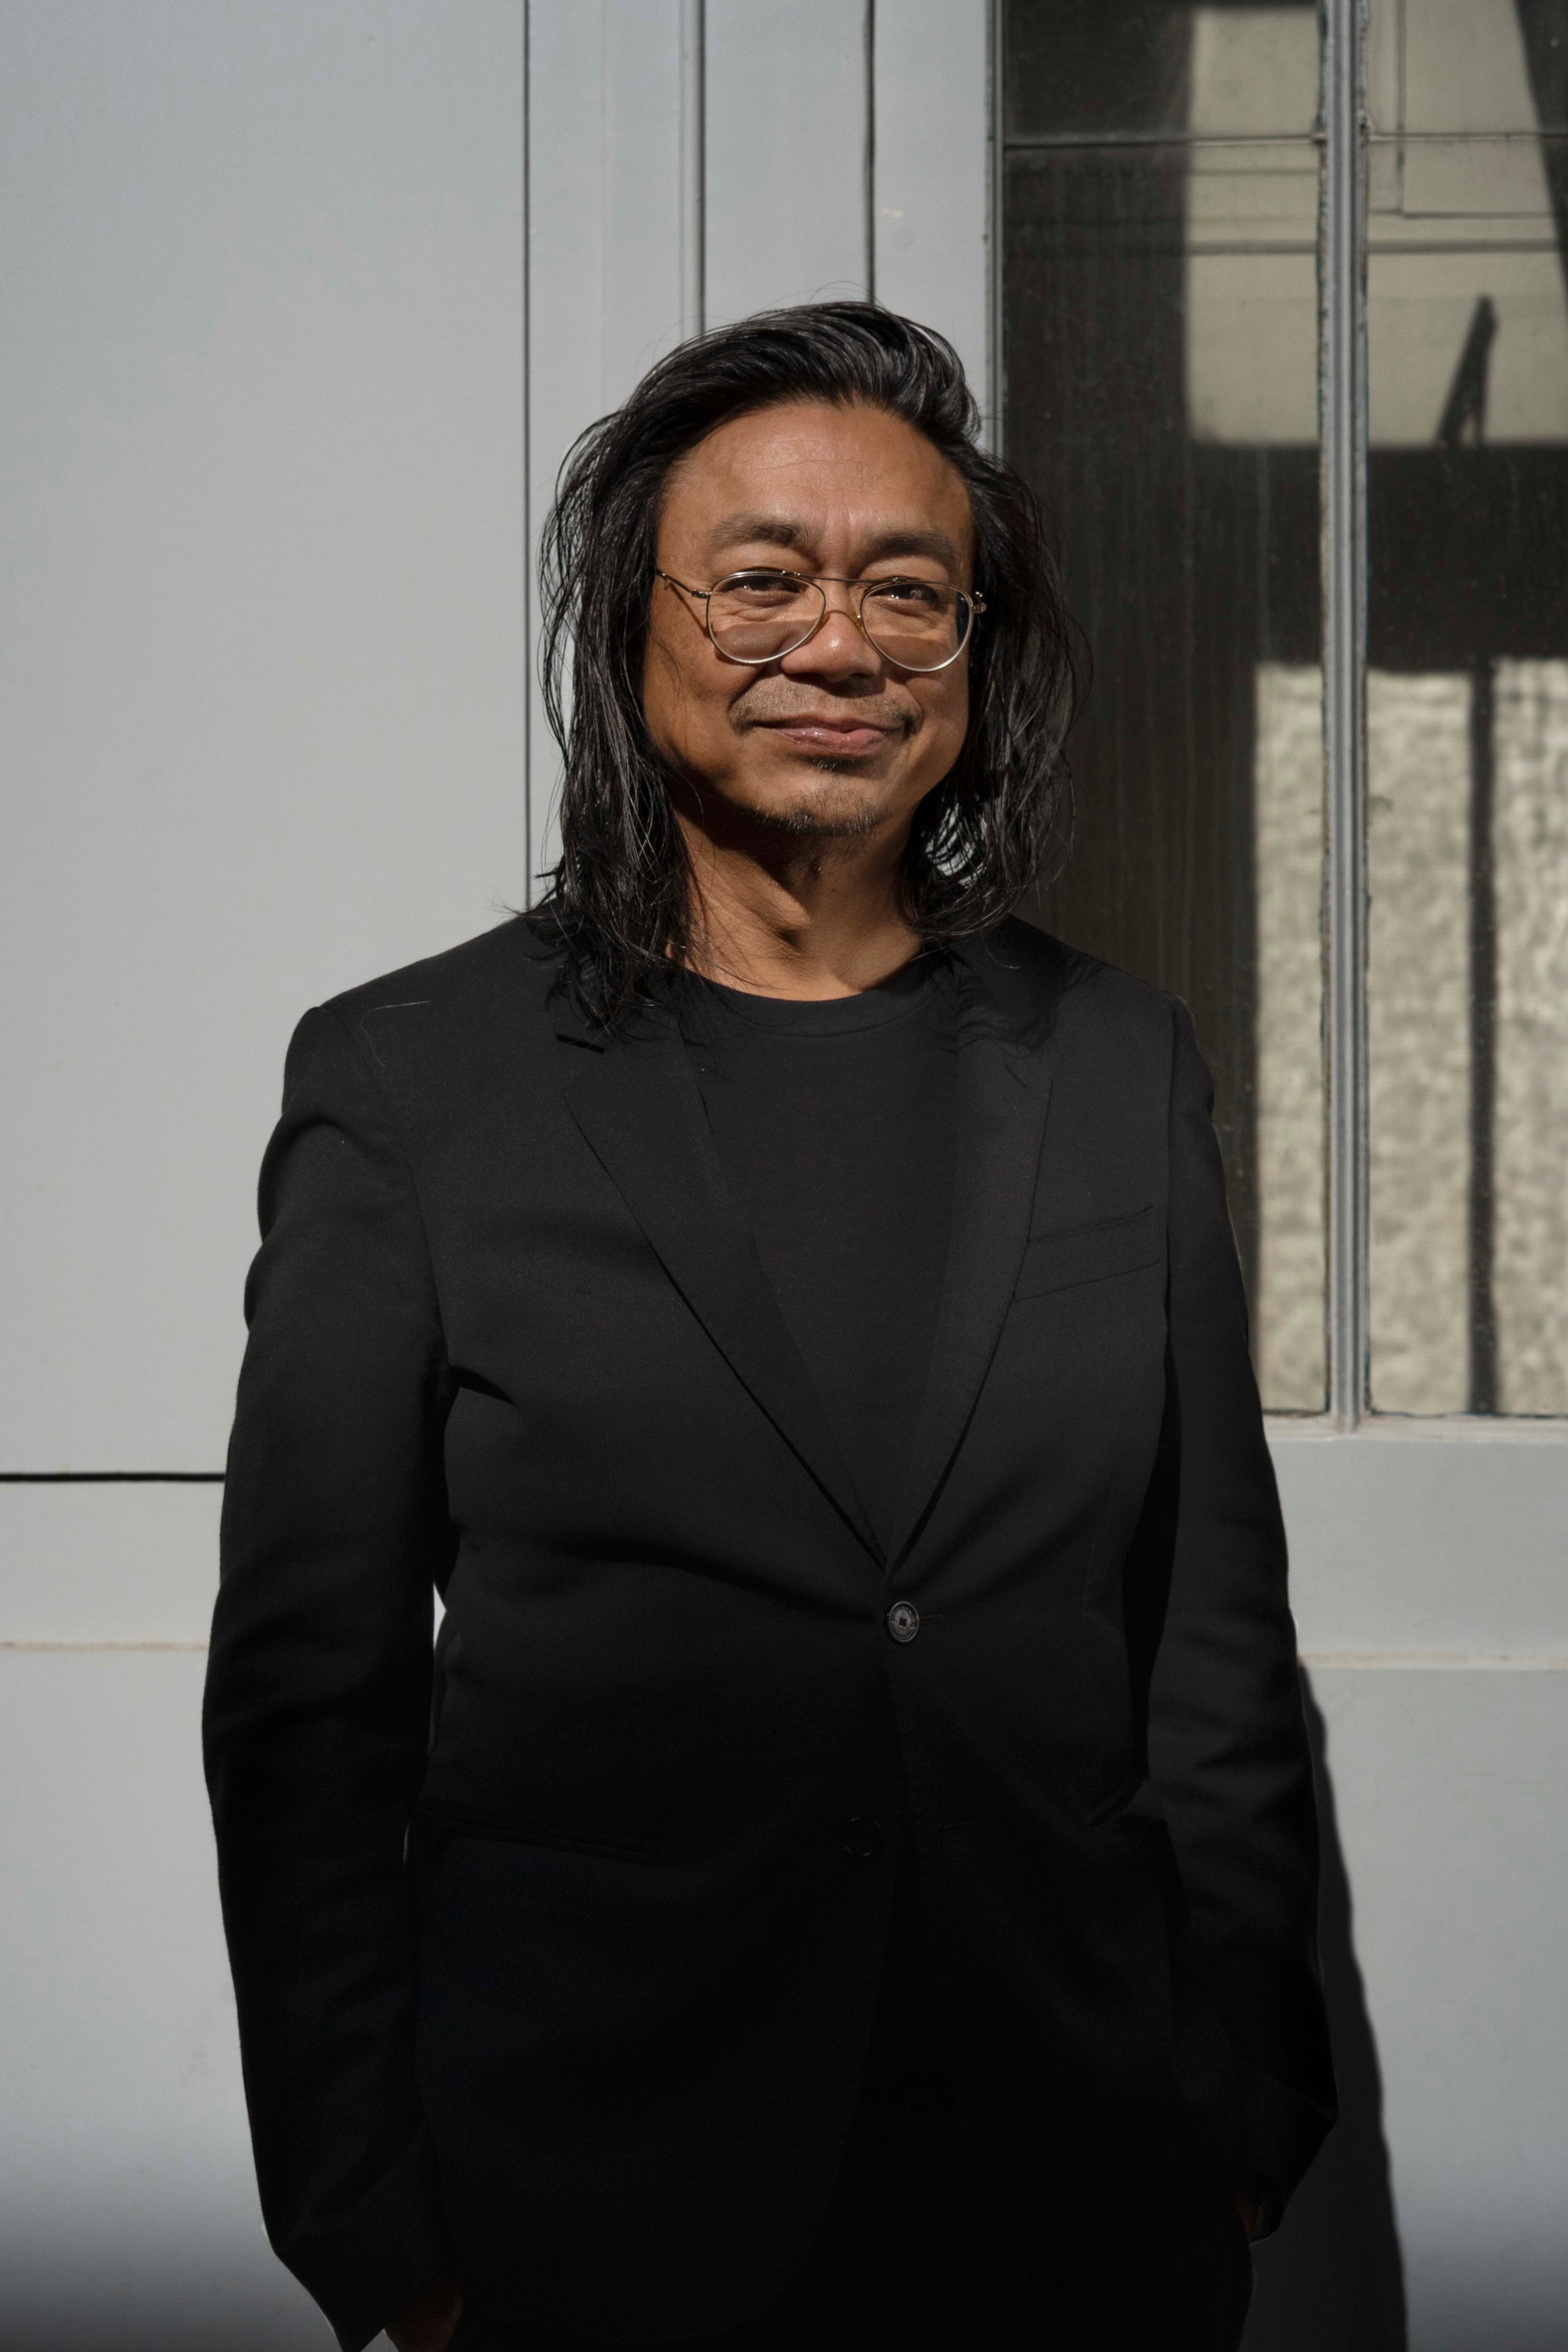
left=755, top=714, right=896, bottom=753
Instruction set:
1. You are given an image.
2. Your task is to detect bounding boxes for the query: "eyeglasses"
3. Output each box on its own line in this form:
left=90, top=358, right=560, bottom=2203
left=654, top=567, right=985, bottom=674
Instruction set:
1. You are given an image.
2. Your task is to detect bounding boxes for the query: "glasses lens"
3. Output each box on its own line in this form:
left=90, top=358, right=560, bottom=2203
left=861, top=580, right=966, bottom=670
left=707, top=571, right=824, bottom=662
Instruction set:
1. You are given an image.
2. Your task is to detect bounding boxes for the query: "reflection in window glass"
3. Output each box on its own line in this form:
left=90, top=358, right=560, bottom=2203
left=1005, top=2, right=1326, bottom=1409
left=1255, top=662, right=1327, bottom=1409
left=1492, top=659, right=1568, bottom=1410
left=1367, top=674, right=1473, bottom=1411
left=1366, top=0, right=1568, bottom=1412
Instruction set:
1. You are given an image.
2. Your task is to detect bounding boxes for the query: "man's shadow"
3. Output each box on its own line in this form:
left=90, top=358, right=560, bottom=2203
left=1242, top=1676, right=1408, bottom=2350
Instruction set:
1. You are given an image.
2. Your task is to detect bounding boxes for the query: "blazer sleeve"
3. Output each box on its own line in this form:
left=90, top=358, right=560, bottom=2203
left=1146, top=1001, right=1337, bottom=2225
left=203, top=1004, right=457, bottom=2352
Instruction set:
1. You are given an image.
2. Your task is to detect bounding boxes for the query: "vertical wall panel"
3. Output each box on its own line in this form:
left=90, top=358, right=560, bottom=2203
left=872, top=0, right=991, bottom=422
left=0, top=0, right=526, bottom=1470
left=704, top=0, right=869, bottom=328
left=525, top=0, right=688, bottom=887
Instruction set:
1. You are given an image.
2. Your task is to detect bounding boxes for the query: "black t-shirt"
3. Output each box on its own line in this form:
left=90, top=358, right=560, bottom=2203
left=681, top=956, right=957, bottom=2088
left=681, top=956, right=958, bottom=1551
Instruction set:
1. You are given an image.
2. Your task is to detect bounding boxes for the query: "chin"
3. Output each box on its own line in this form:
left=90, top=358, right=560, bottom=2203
left=740, top=761, right=895, bottom=841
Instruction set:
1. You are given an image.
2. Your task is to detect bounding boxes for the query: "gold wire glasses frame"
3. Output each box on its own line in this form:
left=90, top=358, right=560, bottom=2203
left=654, top=567, right=985, bottom=674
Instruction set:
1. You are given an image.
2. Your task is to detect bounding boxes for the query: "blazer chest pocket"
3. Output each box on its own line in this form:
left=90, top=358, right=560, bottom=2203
left=1014, top=1204, right=1161, bottom=1300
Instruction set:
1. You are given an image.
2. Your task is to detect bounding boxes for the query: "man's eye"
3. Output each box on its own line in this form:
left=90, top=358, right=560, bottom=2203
left=727, top=573, right=799, bottom=604
left=875, top=580, right=946, bottom=609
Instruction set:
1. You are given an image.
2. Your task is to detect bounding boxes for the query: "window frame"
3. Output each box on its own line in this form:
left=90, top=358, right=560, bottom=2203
left=991, top=0, right=1568, bottom=1434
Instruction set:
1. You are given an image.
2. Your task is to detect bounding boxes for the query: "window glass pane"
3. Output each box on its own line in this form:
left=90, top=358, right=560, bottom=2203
left=1366, top=0, right=1568, bottom=1413
left=1004, top=2, right=1327, bottom=1410
left=1006, top=3, right=1194, bottom=140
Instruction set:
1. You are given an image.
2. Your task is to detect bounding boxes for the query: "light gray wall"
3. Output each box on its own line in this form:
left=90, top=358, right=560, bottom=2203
left=1269, top=1427, right=1568, bottom=2350
left=2, top=0, right=528, bottom=1474
left=2, top=7, right=1563, bottom=2350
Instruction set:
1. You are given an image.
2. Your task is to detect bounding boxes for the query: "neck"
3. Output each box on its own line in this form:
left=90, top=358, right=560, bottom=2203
left=675, top=805, right=923, bottom=1000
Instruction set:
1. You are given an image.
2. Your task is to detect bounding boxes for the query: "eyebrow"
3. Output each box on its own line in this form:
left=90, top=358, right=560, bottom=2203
left=706, top=512, right=965, bottom=572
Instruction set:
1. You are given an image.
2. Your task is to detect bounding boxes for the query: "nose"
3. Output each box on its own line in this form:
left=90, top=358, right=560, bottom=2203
left=778, top=586, right=882, bottom=685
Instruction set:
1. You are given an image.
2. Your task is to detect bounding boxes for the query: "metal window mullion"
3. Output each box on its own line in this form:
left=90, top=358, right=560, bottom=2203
left=1322, top=0, right=1370, bottom=1428
left=864, top=1, right=876, bottom=301
left=680, top=0, right=705, bottom=340
left=985, top=0, right=1004, bottom=455
left=523, top=0, right=534, bottom=898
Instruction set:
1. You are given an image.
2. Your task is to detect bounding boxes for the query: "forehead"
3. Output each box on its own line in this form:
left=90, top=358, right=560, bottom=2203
left=659, top=398, right=973, bottom=565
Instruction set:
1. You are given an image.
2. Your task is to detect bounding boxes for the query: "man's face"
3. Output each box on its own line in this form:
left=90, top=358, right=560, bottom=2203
left=643, top=399, right=975, bottom=847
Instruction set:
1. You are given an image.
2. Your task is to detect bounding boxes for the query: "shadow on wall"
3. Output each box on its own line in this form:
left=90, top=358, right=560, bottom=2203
left=1243, top=1677, right=1408, bottom=2352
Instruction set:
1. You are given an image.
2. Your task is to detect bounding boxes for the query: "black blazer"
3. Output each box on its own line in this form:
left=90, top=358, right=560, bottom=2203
left=204, top=916, right=1334, bottom=2352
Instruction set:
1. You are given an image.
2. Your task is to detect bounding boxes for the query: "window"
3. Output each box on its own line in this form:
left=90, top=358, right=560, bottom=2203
left=1004, top=0, right=1568, bottom=1419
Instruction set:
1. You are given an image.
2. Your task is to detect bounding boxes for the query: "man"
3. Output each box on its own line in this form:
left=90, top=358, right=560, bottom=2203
left=205, top=303, right=1334, bottom=2352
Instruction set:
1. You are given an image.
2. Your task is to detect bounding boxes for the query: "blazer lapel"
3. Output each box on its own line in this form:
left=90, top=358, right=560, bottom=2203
left=886, top=940, right=1056, bottom=1566
left=564, top=1019, right=884, bottom=1565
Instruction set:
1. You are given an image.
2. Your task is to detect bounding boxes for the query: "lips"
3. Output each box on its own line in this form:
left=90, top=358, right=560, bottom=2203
left=756, top=716, right=893, bottom=753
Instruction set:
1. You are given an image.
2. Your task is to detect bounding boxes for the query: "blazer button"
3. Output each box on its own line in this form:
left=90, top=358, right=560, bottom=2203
left=844, top=1815, right=883, bottom=1862
left=887, top=1601, right=920, bottom=1644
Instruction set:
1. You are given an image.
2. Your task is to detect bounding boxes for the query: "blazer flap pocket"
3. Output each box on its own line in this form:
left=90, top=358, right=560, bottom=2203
left=1015, top=1204, right=1161, bottom=1299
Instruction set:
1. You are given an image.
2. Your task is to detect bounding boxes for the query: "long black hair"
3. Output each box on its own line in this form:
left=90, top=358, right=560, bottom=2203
left=534, top=300, right=1081, bottom=1024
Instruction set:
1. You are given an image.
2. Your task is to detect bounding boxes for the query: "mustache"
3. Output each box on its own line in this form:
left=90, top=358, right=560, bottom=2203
left=733, top=691, right=914, bottom=732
